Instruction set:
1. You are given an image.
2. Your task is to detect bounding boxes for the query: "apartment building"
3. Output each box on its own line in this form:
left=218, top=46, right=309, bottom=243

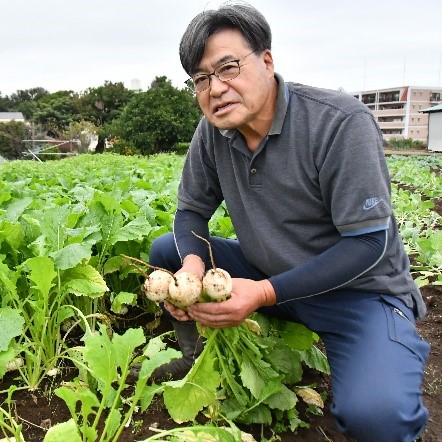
left=351, top=86, right=442, bottom=142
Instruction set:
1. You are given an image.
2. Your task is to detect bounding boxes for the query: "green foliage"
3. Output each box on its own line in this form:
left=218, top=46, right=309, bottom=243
left=161, top=316, right=329, bottom=432
left=115, top=76, right=201, bottom=154
left=1, top=153, right=439, bottom=438
left=51, top=324, right=175, bottom=442
left=388, top=155, right=442, bottom=286
left=32, top=91, right=81, bottom=137
left=0, top=153, right=185, bottom=388
left=9, top=88, right=50, bottom=116
left=385, top=137, right=427, bottom=150
left=78, top=81, right=134, bottom=128
left=0, top=121, right=29, bottom=159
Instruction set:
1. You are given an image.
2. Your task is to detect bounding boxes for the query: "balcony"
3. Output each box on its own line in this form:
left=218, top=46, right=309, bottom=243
left=378, top=122, right=405, bottom=130
left=374, top=109, right=406, bottom=117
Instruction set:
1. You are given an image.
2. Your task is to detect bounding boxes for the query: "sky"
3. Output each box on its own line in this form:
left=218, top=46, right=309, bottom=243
left=1, top=0, right=442, bottom=97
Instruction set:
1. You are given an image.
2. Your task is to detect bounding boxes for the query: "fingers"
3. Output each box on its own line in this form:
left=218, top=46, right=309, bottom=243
left=164, top=301, right=191, bottom=321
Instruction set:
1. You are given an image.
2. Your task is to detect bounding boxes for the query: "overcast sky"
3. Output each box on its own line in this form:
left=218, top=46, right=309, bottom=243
left=1, top=0, right=441, bottom=96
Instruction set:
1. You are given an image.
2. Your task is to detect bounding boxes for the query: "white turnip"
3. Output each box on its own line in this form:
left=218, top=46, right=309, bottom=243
left=202, top=268, right=232, bottom=302
left=144, top=269, right=174, bottom=302
left=192, top=231, right=233, bottom=302
left=168, top=272, right=202, bottom=308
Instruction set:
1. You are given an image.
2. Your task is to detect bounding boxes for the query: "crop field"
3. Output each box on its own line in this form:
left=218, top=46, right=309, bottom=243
left=0, top=152, right=441, bottom=441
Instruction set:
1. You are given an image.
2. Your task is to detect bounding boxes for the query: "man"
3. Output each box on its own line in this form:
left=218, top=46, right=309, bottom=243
left=146, top=3, right=430, bottom=441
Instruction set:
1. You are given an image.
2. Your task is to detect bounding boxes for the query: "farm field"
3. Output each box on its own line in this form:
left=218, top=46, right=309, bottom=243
left=0, top=152, right=441, bottom=442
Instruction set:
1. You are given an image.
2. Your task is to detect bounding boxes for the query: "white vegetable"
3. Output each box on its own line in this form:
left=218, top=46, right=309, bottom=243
left=168, top=272, right=202, bottom=307
left=144, top=270, right=174, bottom=302
left=47, top=367, right=59, bottom=377
left=5, top=357, right=23, bottom=372
left=202, top=268, right=232, bottom=301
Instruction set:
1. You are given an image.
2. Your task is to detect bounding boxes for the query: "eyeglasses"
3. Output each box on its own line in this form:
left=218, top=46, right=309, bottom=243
left=185, top=51, right=255, bottom=93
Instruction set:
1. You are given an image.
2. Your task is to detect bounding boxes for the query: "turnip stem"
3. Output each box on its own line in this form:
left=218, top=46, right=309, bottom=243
left=191, top=231, right=216, bottom=269
left=121, top=254, right=175, bottom=278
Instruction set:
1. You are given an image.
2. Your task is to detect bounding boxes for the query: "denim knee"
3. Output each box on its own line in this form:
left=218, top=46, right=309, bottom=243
left=332, top=391, right=428, bottom=442
left=149, top=232, right=180, bottom=271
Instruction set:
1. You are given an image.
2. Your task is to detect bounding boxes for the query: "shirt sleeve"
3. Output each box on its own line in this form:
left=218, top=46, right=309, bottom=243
left=269, top=229, right=387, bottom=302
left=318, top=111, right=392, bottom=236
left=173, top=209, right=210, bottom=263
left=177, top=121, right=224, bottom=218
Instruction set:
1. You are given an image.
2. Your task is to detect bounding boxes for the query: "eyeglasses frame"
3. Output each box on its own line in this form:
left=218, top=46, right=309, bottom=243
left=185, top=50, right=256, bottom=93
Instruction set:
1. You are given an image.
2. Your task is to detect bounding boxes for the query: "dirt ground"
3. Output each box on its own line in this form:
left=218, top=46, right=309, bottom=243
left=0, top=287, right=439, bottom=442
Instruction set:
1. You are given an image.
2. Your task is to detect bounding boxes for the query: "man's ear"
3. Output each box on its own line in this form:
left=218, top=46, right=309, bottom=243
left=262, top=49, right=275, bottom=76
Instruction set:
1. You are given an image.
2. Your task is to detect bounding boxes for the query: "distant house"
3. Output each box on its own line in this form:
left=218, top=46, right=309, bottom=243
left=421, top=104, right=442, bottom=152
left=0, top=112, right=25, bottom=123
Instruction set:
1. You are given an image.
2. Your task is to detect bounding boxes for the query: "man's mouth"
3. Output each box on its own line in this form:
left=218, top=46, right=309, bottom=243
left=213, top=102, right=235, bottom=114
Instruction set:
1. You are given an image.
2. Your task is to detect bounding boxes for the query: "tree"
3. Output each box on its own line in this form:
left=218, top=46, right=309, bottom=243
left=0, top=121, right=30, bottom=159
left=9, top=87, right=50, bottom=119
left=0, top=93, right=12, bottom=111
left=32, top=91, right=81, bottom=137
left=115, top=76, right=201, bottom=154
left=78, top=81, right=134, bottom=126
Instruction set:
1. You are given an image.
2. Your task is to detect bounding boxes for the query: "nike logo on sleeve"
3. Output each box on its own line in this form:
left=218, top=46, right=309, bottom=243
left=363, top=197, right=383, bottom=211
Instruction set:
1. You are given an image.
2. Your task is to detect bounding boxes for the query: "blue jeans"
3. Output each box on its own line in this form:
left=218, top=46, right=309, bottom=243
left=150, top=233, right=430, bottom=442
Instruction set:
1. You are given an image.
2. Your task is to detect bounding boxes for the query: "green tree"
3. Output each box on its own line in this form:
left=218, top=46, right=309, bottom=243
left=9, top=87, right=50, bottom=119
left=32, top=91, right=81, bottom=137
left=115, top=76, right=201, bottom=154
left=78, top=81, right=134, bottom=126
left=0, top=93, right=13, bottom=111
left=0, top=121, right=30, bottom=159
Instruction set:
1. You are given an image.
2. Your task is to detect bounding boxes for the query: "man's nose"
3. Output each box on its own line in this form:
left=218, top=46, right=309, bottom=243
left=209, top=76, right=229, bottom=96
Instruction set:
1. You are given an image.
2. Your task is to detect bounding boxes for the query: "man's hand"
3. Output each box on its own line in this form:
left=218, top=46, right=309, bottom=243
left=186, top=278, right=276, bottom=328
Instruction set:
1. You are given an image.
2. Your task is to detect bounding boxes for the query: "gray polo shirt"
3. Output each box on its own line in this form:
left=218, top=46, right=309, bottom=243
left=178, top=74, right=424, bottom=317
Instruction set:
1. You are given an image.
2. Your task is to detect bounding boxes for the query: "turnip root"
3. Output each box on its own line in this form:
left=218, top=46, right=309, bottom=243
left=191, top=231, right=233, bottom=302
left=5, top=357, right=23, bottom=372
left=202, top=268, right=232, bottom=302
left=168, top=272, right=202, bottom=308
left=144, top=269, right=174, bottom=302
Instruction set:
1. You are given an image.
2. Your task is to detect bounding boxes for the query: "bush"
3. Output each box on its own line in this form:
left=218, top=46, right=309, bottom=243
left=384, top=137, right=427, bottom=150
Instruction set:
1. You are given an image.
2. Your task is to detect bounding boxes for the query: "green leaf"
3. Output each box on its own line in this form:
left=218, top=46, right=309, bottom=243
left=299, top=346, right=330, bottom=374
left=1, top=221, right=24, bottom=251
left=163, top=350, right=221, bottom=423
left=43, top=418, right=82, bottom=442
left=103, top=255, right=124, bottom=274
left=61, top=264, right=108, bottom=297
left=0, top=257, right=19, bottom=302
left=264, top=384, right=298, bottom=410
left=55, top=384, right=100, bottom=424
left=113, top=327, right=146, bottom=372
left=240, top=352, right=274, bottom=399
left=50, top=243, right=92, bottom=270
left=24, top=256, right=57, bottom=298
left=104, top=408, right=122, bottom=440
left=4, top=197, right=33, bottom=222
left=274, top=320, right=318, bottom=350
left=111, top=291, right=137, bottom=314
left=0, top=307, right=24, bottom=352
left=82, top=324, right=117, bottom=386
left=111, top=217, right=152, bottom=244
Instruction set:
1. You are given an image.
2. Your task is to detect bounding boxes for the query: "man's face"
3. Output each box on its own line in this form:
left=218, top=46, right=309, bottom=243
left=194, top=28, right=275, bottom=133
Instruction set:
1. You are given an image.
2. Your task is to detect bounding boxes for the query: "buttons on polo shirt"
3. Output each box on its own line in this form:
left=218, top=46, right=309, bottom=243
left=249, top=167, right=262, bottom=187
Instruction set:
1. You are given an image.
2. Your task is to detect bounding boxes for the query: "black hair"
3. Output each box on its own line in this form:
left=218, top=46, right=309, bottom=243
left=179, top=1, right=272, bottom=76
